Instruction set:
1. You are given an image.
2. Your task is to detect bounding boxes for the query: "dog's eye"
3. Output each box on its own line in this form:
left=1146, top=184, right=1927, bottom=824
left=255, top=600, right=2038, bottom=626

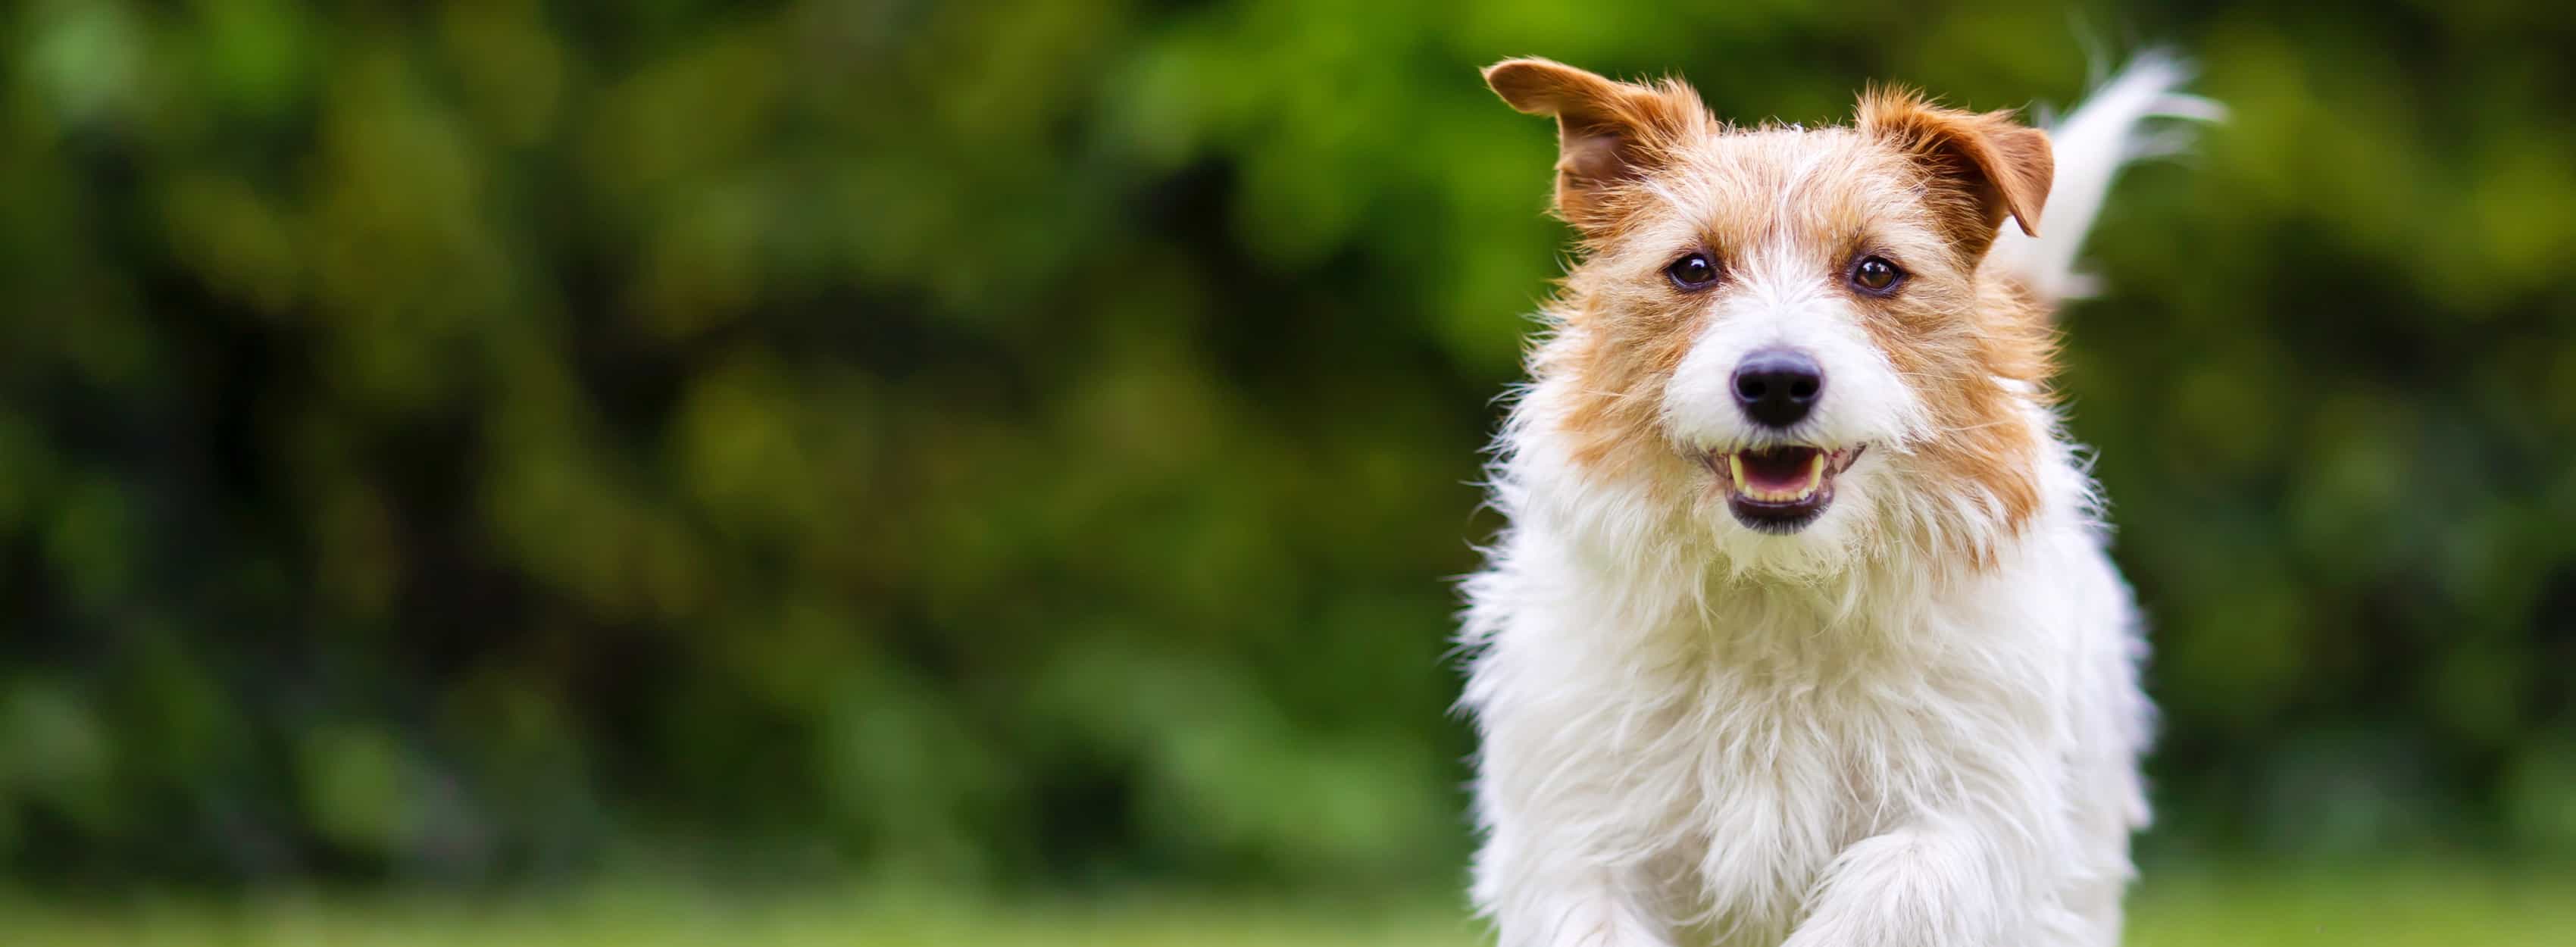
left=1665, top=253, right=1719, bottom=291
left=1849, top=255, right=1905, bottom=295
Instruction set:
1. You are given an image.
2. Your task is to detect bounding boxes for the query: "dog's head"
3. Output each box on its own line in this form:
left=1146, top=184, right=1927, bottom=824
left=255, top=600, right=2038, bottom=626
left=1487, top=58, right=2059, bottom=575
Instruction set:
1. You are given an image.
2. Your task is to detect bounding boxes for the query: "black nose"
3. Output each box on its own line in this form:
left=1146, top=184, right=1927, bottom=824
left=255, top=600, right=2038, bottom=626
left=1732, top=348, right=1824, bottom=429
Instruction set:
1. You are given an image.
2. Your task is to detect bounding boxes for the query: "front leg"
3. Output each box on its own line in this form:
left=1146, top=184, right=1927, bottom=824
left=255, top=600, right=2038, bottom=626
left=1483, top=867, right=1673, bottom=947
left=1780, top=815, right=2035, bottom=947
left=1474, top=811, right=1674, bottom=947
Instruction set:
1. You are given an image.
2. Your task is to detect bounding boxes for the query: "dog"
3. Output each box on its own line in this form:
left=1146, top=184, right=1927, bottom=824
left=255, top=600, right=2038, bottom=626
left=1458, top=56, right=2215, bottom=947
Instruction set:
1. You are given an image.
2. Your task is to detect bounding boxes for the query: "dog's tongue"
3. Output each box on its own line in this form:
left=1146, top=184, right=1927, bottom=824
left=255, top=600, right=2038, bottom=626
left=1734, top=447, right=1823, bottom=498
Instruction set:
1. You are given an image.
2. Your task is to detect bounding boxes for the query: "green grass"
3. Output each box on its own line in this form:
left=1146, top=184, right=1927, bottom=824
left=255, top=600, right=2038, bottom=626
left=9, top=867, right=2570, bottom=945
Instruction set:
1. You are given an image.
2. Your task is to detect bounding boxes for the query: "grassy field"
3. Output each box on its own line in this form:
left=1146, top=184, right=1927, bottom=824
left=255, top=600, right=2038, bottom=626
left=11, top=867, right=2570, bottom=945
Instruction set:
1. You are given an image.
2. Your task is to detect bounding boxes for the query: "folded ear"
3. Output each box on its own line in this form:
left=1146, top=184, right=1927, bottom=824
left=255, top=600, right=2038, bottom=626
left=1483, top=58, right=1709, bottom=233
left=1859, top=90, right=2053, bottom=258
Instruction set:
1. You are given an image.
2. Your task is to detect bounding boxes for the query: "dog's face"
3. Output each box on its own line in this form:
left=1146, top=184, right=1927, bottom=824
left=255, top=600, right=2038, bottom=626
left=1488, top=59, right=2060, bottom=573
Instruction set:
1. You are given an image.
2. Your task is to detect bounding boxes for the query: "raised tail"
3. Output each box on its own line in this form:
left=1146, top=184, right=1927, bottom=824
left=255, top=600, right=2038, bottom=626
left=1987, top=53, right=2224, bottom=302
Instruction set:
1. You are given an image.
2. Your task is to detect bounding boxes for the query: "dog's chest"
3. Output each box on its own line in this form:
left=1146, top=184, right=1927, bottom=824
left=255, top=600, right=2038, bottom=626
left=1608, top=640, right=1968, bottom=933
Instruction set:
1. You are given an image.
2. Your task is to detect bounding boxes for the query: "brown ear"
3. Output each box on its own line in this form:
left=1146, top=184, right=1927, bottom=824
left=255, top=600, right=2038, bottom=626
left=1859, top=89, right=2053, bottom=258
left=1483, top=58, right=1708, bottom=232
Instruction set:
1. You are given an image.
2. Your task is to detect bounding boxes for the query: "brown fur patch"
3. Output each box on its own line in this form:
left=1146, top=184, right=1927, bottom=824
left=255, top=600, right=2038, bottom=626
left=1484, top=58, right=1716, bottom=235
left=1861, top=274, right=2057, bottom=560
left=1857, top=89, right=2055, bottom=259
left=1547, top=290, right=1705, bottom=485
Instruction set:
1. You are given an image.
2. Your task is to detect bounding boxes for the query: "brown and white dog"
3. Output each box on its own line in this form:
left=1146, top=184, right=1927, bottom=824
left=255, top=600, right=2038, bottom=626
left=1458, top=57, right=2215, bottom=947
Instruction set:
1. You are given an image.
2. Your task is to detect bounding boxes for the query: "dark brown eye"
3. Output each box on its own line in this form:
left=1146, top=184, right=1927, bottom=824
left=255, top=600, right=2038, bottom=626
left=1849, top=255, right=1904, bottom=295
left=1666, top=252, right=1719, bottom=290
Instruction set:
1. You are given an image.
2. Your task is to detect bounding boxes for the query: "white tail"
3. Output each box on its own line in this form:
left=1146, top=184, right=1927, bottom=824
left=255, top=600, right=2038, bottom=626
left=1987, top=53, right=2223, bottom=302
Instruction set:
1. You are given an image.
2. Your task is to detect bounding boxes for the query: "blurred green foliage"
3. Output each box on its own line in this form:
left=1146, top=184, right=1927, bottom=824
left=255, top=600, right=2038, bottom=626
left=1, top=0, right=2572, bottom=889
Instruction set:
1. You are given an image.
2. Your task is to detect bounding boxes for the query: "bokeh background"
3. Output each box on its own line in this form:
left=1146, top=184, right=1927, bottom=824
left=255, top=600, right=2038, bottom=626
left=5, top=0, right=2574, bottom=943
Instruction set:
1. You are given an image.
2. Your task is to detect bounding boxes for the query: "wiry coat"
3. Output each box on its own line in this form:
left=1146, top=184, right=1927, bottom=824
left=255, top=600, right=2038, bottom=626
left=1459, top=58, right=2214, bottom=947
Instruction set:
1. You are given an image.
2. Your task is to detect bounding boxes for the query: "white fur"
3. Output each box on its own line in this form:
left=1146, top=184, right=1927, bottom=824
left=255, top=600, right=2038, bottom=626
left=1460, top=58, right=2209, bottom=947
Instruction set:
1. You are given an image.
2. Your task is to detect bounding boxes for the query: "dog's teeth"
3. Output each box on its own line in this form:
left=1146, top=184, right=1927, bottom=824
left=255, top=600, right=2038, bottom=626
left=1724, top=449, right=1833, bottom=502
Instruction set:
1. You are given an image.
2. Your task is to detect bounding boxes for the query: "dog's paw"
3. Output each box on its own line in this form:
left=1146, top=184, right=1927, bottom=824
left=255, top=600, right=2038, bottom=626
left=1780, top=827, right=1994, bottom=947
left=1513, top=899, right=1674, bottom=947
left=1556, top=930, right=1671, bottom=947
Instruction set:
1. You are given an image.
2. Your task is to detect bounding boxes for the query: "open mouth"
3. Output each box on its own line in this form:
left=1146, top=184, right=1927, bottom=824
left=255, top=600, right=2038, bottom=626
left=1705, top=444, right=1865, bottom=533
